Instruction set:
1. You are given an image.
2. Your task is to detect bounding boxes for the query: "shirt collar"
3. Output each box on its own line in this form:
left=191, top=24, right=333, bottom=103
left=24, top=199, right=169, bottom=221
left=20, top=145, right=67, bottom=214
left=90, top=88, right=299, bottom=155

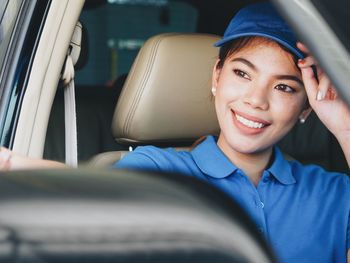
left=267, top=147, right=296, bottom=185
left=191, top=136, right=238, bottom=178
left=191, top=136, right=296, bottom=184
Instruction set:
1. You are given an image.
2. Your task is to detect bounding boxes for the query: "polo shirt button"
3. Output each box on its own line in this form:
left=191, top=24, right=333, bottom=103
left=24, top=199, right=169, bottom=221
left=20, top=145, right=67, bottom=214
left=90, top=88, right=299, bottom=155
left=258, top=227, right=264, bottom=234
left=260, top=202, right=264, bottom=208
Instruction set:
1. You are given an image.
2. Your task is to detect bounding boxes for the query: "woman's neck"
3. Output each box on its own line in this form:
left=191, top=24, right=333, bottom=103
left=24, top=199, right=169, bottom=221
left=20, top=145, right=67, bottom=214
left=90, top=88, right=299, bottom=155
left=217, top=136, right=273, bottom=186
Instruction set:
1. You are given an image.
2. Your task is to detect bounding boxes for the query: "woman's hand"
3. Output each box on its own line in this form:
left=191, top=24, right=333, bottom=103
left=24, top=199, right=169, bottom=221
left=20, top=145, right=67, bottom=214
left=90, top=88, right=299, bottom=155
left=0, top=147, right=34, bottom=170
left=0, top=147, right=12, bottom=170
left=297, top=42, right=350, bottom=138
left=297, top=42, right=350, bottom=168
left=0, top=147, right=67, bottom=170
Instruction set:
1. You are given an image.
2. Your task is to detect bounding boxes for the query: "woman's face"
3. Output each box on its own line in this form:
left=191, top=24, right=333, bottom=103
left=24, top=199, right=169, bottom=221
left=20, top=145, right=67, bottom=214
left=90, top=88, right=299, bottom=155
left=213, top=39, right=310, bottom=155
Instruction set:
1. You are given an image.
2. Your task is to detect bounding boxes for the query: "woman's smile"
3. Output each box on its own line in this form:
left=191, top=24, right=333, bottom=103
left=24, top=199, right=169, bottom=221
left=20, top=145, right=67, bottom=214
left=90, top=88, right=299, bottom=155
left=232, top=110, right=271, bottom=135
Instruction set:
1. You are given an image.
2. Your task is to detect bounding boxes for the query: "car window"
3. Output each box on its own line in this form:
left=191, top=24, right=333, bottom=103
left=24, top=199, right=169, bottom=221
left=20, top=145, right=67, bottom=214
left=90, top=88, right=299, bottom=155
left=0, top=0, right=22, bottom=72
left=76, top=0, right=198, bottom=85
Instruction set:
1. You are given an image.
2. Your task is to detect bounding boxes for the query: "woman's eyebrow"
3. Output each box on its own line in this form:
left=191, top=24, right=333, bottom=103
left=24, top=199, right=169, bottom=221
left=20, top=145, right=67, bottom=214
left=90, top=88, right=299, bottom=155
left=231, top=58, right=256, bottom=70
left=275, top=75, right=304, bottom=86
left=231, top=57, right=303, bottom=86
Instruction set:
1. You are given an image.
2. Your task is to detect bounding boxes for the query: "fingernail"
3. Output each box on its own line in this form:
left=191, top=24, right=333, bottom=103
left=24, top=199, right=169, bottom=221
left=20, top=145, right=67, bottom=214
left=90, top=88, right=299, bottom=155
left=316, top=91, right=324, bottom=101
left=298, top=59, right=304, bottom=65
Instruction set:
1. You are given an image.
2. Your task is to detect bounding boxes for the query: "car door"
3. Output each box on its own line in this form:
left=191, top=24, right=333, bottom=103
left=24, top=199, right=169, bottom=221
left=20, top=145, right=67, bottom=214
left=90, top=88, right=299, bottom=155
left=0, top=0, right=84, bottom=159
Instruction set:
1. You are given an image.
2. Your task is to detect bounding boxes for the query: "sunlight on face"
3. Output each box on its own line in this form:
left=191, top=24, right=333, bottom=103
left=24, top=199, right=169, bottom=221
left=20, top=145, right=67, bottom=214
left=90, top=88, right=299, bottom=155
left=213, top=39, right=309, bottom=156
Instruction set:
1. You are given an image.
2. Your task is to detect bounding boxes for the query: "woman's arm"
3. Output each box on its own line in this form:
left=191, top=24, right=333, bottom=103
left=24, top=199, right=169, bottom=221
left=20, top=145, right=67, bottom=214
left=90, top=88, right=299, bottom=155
left=0, top=147, right=67, bottom=170
left=297, top=43, right=350, bottom=168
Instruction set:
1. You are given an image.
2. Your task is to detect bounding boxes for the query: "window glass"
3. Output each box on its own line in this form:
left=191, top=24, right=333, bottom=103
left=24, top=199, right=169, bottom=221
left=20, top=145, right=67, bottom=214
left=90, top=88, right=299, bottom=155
left=0, top=0, right=22, bottom=72
left=76, top=0, right=198, bottom=85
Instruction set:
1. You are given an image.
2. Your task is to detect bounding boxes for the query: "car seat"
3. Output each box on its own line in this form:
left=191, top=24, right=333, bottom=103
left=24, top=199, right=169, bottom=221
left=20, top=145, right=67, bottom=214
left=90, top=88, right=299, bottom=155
left=88, top=32, right=220, bottom=166
left=88, top=33, right=348, bottom=174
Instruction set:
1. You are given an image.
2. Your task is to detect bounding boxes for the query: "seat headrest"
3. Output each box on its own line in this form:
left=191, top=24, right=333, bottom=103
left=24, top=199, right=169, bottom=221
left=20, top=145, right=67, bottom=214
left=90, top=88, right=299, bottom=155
left=112, top=33, right=220, bottom=145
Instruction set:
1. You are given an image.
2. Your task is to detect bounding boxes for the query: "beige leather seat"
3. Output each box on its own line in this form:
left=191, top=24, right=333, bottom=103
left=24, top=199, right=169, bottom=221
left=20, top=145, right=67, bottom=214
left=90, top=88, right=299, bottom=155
left=88, top=33, right=221, bottom=167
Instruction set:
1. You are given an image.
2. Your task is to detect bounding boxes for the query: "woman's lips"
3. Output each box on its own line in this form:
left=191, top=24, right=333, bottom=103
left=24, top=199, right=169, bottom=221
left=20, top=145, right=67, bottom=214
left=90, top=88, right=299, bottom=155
left=232, top=110, right=271, bottom=134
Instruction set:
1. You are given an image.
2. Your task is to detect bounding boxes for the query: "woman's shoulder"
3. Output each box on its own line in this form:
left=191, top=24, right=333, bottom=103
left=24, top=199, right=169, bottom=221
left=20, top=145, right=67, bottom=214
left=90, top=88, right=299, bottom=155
left=289, top=160, right=350, bottom=193
left=113, top=145, right=192, bottom=172
left=132, top=145, right=191, bottom=161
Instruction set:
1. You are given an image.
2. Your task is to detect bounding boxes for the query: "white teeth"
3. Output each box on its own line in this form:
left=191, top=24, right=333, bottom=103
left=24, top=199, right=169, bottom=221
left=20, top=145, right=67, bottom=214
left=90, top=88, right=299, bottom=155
left=235, top=114, right=265, bottom=129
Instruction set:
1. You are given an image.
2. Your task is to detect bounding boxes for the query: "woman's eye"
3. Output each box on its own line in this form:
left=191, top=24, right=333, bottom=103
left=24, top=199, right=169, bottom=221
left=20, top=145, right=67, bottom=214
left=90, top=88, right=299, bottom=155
left=233, top=69, right=250, bottom=80
left=275, top=84, right=295, bottom=93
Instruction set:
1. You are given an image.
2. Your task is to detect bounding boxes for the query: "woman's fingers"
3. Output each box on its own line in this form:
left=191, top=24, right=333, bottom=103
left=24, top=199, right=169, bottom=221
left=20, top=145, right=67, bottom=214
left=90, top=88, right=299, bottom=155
left=297, top=42, right=325, bottom=79
left=297, top=42, right=335, bottom=102
left=298, top=56, right=316, bottom=68
left=0, top=147, right=11, bottom=162
left=0, top=147, right=12, bottom=170
left=299, top=60, right=336, bottom=102
left=297, top=42, right=309, bottom=53
left=317, top=76, right=331, bottom=101
left=299, top=66, right=318, bottom=104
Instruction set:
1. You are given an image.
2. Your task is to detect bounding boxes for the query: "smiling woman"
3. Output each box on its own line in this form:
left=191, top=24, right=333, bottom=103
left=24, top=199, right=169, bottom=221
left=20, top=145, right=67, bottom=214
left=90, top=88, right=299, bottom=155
left=115, top=3, right=350, bottom=263
left=0, top=2, right=349, bottom=263
left=213, top=37, right=310, bottom=180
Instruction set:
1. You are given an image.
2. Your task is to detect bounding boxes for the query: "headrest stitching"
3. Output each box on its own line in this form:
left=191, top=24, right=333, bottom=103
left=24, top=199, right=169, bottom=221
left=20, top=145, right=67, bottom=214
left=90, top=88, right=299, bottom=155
left=124, top=36, right=164, bottom=137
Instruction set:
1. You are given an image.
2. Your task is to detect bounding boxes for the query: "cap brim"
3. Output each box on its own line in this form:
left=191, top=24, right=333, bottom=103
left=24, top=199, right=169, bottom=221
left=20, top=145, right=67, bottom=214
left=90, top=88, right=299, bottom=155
left=214, top=32, right=305, bottom=59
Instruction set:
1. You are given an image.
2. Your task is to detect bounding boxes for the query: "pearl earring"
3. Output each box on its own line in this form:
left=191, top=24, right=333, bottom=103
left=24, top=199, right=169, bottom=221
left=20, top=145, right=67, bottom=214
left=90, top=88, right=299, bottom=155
left=211, top=86, right=217, bottom=96
left=299, top=117, right=306, bottom=124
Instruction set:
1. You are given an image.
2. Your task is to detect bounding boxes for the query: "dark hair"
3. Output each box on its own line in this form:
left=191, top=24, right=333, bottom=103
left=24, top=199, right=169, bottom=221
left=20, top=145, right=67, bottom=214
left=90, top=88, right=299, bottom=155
left=216, top=36, right=299, bottom=70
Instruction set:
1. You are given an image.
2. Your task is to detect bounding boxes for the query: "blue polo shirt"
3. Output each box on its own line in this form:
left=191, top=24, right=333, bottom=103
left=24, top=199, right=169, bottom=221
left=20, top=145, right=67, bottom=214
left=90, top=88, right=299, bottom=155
left=114, top=135, right=350, bottom=263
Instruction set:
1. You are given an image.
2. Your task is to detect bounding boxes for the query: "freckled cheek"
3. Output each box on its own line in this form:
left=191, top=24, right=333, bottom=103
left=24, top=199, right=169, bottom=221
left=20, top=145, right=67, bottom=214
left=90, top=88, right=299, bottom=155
left=216, top=80, right=245, bottom=100
left=215, top=87, right=240, bottom=117
left=270, top=97, right=305, bottom=124
left=217, top=92, right=242, bottom=116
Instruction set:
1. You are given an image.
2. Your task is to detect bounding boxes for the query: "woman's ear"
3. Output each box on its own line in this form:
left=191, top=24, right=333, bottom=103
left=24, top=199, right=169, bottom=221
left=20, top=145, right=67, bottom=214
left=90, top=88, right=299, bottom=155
left=299, top=107, right=313, bottom=123
left=212, top=59, right=221, bottom=91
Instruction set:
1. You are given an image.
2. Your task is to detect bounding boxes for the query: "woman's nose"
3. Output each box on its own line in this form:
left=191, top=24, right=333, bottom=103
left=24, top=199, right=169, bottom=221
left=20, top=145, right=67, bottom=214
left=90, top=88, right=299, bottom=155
left=243, top=85, right=269, bottom=110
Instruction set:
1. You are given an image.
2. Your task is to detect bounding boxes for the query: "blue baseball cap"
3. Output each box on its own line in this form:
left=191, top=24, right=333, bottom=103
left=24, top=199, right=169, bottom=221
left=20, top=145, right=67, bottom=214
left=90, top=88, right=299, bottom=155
left=214, top=2, right=305, bottom=59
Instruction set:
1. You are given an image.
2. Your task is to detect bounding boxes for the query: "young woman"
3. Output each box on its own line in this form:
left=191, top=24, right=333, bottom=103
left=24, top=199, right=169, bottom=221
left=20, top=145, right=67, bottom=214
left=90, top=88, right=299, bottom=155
left=115, top=3, right=350, bottom=263
left=0, top=2, right=349, bottom=263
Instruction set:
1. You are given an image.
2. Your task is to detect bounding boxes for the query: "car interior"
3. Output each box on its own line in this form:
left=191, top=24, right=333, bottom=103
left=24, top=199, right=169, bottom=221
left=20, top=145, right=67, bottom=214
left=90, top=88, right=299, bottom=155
left=28, top=1, right=347, bottom=174
left=41, top=0, right=348, bottom=173
left=0, top=7, right=278, bottom=259
left=0, top=0, right=349, bottom=262
left=0, top=167, right=276, bottom=263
